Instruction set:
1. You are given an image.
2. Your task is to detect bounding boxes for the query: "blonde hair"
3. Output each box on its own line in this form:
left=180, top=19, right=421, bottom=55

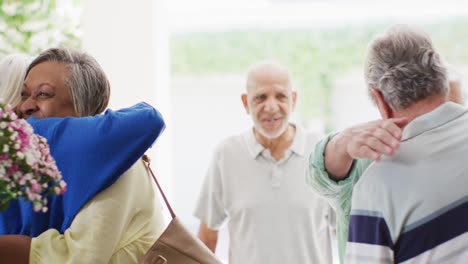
left=0, top=54, right=33, bottom=107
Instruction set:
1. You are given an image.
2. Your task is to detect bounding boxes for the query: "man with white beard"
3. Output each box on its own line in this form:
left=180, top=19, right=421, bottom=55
left=194, top=60, right=335, bottom=264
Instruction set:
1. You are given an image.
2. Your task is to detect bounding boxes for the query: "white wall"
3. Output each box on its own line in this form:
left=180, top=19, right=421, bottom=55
left=81, top=0, right=174, bottom=203
left=330, top=68, right=380, bottom=131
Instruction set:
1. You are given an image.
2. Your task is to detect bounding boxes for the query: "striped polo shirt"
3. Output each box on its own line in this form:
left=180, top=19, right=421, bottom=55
left=345, top=102, right=468, bottom=264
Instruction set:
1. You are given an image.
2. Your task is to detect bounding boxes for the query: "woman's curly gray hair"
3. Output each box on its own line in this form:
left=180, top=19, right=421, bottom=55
left=364, top=24, right=448, bottom=110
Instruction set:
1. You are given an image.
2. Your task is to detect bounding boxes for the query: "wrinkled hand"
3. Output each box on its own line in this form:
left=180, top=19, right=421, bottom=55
left=325, top=117, right=409, bottom=180
left=341, top=117, right=408, bottom=161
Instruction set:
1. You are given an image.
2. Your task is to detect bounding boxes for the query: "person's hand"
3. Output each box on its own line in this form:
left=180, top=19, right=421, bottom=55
left=324, top=117, right=408, bottom=180
left=340, top=117, right=409, bottom=161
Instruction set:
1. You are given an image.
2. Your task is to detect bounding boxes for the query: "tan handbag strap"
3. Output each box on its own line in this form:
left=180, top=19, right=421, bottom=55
left=142, top=155, right=176, bottom=219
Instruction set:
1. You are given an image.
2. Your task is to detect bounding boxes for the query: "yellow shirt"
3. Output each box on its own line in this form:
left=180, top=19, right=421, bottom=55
left=30, top=159, right=166, bottom=264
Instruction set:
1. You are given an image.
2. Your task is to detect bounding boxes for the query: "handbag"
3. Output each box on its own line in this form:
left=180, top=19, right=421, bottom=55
left=140, top=156, right=223, bottom=264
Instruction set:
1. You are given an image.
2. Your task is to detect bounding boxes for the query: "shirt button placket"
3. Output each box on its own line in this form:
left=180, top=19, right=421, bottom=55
left=271, top=164, right=281, bottom=188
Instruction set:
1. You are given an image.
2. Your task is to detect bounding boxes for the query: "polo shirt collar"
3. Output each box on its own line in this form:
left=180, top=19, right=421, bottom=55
left=290, top=125, right=305, bottom=156
left=245, top=128, right=264, bottom=159
left=244, top=124, right=305, bottom=159
left=402, top=102, right=468, bottom=141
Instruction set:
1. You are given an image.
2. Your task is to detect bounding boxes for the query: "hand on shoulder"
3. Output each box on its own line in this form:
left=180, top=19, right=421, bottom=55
left=324, top=117, right=408, bottom=180
left=337, top=117, right=408, bottom=161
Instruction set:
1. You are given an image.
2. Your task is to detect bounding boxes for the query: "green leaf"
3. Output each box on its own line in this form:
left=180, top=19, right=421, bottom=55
left=0, top=200, right=10, bottom=213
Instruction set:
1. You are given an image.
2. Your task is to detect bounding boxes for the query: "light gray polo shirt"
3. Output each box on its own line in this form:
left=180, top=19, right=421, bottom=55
left=194, top=126, right=334, bottom=264
left=346, top=102, right=468, bottom=263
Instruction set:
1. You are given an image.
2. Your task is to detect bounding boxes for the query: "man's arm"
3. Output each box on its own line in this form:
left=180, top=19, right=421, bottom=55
left=197, top=222, right=219, bottom=253
left=193, top=143, right=226, bottom=254
left=324, top=118, right=408, bottom=181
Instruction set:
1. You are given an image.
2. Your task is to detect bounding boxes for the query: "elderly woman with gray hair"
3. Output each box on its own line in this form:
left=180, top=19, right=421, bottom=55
left=0, top=48, right=166, bottom=263
left=0, top=53, right=33, bottom=106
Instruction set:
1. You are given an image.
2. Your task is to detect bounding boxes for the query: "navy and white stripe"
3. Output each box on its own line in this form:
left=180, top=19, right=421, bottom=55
left=346, top=197, right=468, bottom=263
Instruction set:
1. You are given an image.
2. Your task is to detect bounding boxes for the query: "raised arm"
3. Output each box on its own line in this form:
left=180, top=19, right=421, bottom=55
left=27, top=102, right=165, bottom=232
left=324, top=117, right=407, bottom=180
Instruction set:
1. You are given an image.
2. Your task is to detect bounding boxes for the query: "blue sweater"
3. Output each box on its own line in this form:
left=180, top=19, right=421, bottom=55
left=0, top=102, right=165, bottom=236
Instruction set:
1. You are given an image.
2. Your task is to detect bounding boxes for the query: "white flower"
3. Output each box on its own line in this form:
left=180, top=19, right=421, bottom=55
left=59, top=181, right=67, bottom=188
left=10, top=132, right=18, bottom=140
left=34, top=204, right=42, bottom=212
left=25, top=151, right=36, bottom=166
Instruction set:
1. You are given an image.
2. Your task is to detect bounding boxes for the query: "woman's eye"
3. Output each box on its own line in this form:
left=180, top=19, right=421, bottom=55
left=38, top=91, right=51, bottom=97
left=20, top=92, right=31, bottom=100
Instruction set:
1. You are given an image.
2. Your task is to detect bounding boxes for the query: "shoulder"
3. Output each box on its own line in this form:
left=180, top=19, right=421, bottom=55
left=352, top=158, right=396, bottom=212
left=355, top=160, right=390, bottom=191
left=106, top=159, right=150, bottom=194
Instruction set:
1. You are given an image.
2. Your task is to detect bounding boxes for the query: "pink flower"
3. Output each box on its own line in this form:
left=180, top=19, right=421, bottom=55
left=31, top=183, right=42, bottom=193
left=18, top=176, right=27, bottom=186
left=60, top=186, right=67, bottom=195
left=25, top=188, right=35, bottom=201
left=0, top=103, right=65, bottom=213
left=7, top=163, right=19, bottom=174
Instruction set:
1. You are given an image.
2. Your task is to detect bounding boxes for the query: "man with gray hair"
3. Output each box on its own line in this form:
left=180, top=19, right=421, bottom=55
left=306, top=44, right=466, bottom=264
left=194, top=60, right=334, bottom=264
left=344, top=25, right=468, bottom=263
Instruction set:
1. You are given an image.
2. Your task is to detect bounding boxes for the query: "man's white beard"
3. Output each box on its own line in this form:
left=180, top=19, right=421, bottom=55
left=253, top=117, right=289, bottom=139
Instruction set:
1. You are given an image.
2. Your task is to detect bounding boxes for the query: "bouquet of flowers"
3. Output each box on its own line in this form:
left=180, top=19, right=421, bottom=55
left=0, top=103, right=66, bottom=213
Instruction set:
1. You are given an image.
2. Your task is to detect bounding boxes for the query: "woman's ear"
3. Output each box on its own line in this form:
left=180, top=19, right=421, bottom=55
left=371, top=88, right=393, bottom=119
